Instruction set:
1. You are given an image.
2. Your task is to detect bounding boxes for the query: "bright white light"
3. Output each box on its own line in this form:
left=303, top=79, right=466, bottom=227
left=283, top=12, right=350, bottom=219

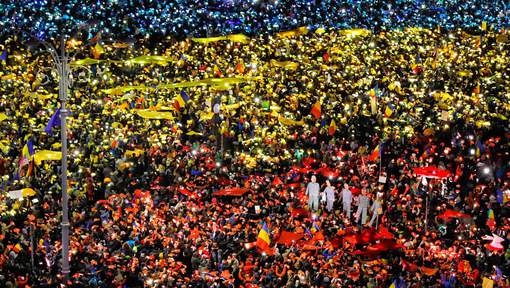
left=192, top=150, right=197, bottom=155
left=483, top=167, right=490, bottom=174
left=254, top=97, right=260, bottom=103
left=469, top=148, right=476, bottom=155
left=216, top=162, right=221, bottom=167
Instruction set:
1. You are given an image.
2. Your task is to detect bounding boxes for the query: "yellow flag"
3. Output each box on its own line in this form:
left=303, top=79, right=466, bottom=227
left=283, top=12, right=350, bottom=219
left=481, top=21, right=487, bottom=31
left=278, top=116, right=304, bottom=126
left=34, top=150, right=62, bottom=165
left=22, top=188, right=36, bottom=197
left=270, top=60, right=299, bottom=70
left=91, top=43, right=104, bottom=59
left=0, top=113, right=7, bottom=122
left=135, top=110, right=174, bottom=120
left=482, top=277, right=493, bottom=288
left=277, top=26, right=309, bottom=38
left=186, top=131, right=203, bottom=136
left=226, top=34, right=250, bottom=43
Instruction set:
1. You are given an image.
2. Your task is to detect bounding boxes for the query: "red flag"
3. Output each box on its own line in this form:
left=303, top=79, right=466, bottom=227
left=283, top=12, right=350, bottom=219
left=235, top=63, right=245, bottom=74
left=275, top=231, right=304, bottom=246
left=420, top=266, right=438, bottom=276
left=323, top=52, right=330, bottom=62
left=402, top=259, right=418, bottom=272
left=212, top=187, right=250, bottom=197
left=390, top=186, right=398, bottom=196
left=272, top=176, right=283, bottom=187
left=310, top=101, right=321, bottom=119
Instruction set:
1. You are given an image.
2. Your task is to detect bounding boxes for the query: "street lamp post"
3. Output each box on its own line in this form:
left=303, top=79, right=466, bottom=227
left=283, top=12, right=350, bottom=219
left=58, top=36, right=71, bottom=283
left=37, top=31, right=103, bottom=284
left=38, top=35, right=72, bottom=283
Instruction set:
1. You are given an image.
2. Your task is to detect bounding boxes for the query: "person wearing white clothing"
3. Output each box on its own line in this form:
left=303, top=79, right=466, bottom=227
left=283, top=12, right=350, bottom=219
left=369, top=194, right=383, bottom=227
left=339, top=183, right=352, bottom=218
left=306, top=175, right=320, bottom=211
left=323, top=180, right=335, bottom=212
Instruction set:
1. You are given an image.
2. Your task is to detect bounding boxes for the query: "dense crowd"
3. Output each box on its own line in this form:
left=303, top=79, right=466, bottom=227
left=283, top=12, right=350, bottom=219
left=0, top=26, right=509, bottom=287
left=1, top=0, right=509, bottom=41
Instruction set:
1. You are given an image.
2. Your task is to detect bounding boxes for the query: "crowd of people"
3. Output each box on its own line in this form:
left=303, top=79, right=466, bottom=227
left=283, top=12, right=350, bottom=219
left=0, top=23, right=509, bottom=287
left=1, top=0, right=509, bottom=41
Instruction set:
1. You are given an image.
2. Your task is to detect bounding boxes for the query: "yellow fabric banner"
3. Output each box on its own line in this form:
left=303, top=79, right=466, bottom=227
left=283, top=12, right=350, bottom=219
left=186, top=131, right=203, bottom=136
left=278, top=116, right=304, bottom=126
left=192, top=34, right=250, bottom=44
left=270, top=60, right=299, bottom=70
left=34, top=150, right=62, bottom=165
left=277, top=26, right=309, bottom=38
left=135, top=110, right=174, bottom=120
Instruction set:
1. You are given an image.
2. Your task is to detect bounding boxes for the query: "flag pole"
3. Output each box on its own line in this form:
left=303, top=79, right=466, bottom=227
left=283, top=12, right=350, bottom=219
left=378, top=143, right=382, bottom=177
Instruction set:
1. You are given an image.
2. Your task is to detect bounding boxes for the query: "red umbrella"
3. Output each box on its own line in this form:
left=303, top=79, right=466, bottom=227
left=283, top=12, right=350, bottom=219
left=413, top=166, right=451, bottom=179
left=212, top=187, right=250, bottom=196
left=436, top=209, right=471, bottom=219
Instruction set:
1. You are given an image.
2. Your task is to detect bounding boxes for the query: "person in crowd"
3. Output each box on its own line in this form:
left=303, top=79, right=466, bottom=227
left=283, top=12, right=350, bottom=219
left=369, top=192, right=383, bottom=227
left=306, top=175, right=321, bottom=212
left=340, top=183, right=353, bottom=219
left=324, top=180, right=335, bottom=212
left=356, top=189, right=370, bottom=226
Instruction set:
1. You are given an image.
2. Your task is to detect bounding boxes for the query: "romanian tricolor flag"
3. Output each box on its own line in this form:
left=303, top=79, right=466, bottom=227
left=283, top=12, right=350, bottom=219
left=173, top=90, right=190, bottom=111
left=487, top=209, right=495, bottom=229
left=19, top=138, right=35, bottom=168
left=368, top=143, right=382, bottom=161
left=310, top=101, right=321, bottom=119
left=310, top=222, right=320, bottom=234
left=384, top=104, right=395, bottom=117
left=328, top=119, right=337, bottom=136
left=213, top=65, right=223, bottom=77
left=19, top=138, right=35, bottom=177
left=256, top=222, right=271, bottom=253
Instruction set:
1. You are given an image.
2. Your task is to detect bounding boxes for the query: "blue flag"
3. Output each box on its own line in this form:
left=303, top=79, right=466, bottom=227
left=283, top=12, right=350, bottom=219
left=180, top=90, right=190, bottom=102
left=496, top=188, right=503, bottom=204
left=44, top=108, right=61, bottom=135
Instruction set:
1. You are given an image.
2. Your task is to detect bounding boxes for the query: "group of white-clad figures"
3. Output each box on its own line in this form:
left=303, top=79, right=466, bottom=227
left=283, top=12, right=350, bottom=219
left=305, top=175, right=384, bottom=227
